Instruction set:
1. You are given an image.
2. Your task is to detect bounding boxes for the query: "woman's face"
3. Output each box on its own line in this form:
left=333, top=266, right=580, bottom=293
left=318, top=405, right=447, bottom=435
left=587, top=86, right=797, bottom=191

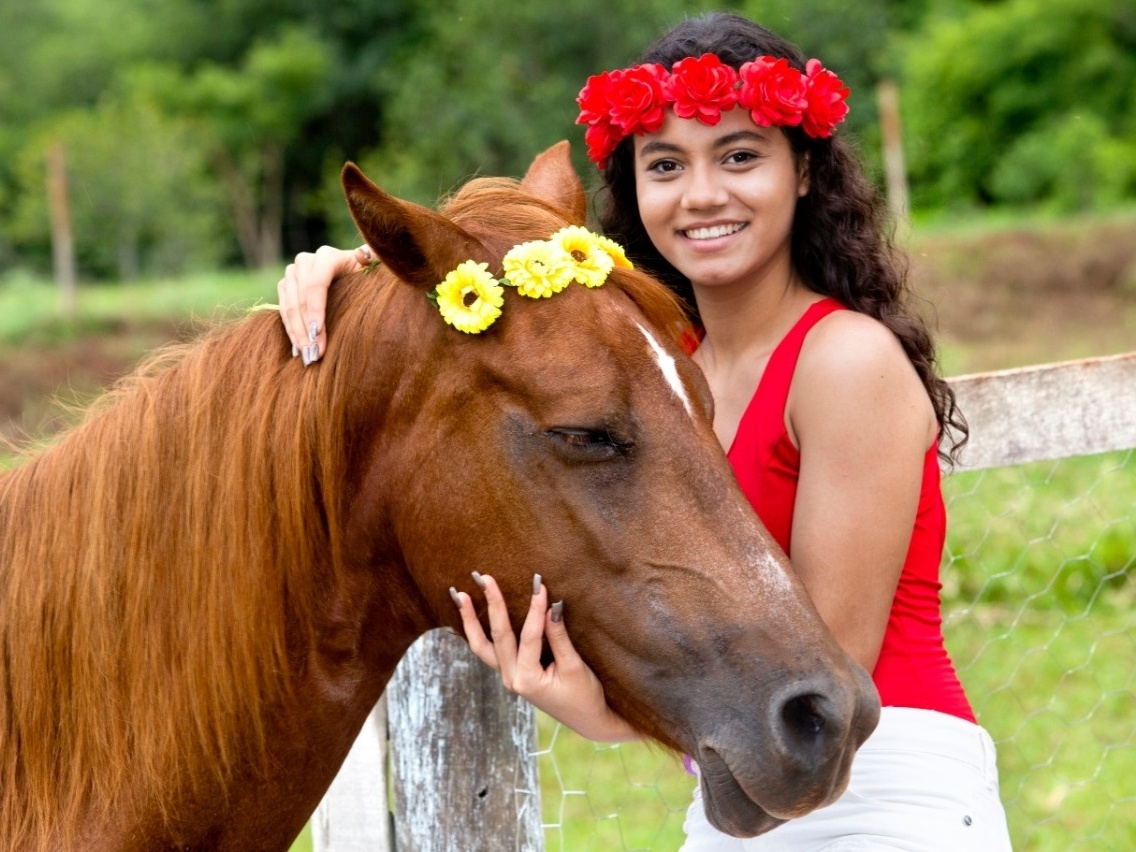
left=633, top=109, right=808, bottom=296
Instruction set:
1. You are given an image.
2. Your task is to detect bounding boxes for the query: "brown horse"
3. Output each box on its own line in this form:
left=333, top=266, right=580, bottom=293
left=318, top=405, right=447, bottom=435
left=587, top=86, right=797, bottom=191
left=0, top=143, right=877, bottom=851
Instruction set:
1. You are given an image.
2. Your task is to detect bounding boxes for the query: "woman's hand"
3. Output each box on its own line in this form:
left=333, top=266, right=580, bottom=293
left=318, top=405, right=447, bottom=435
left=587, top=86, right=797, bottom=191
left=277, top=244, right=373, bottom=364
left=450, top=572, right=641, bottom=743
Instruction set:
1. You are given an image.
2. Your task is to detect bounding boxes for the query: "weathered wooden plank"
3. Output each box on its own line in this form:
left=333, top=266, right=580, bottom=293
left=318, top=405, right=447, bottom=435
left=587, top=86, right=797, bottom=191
left=312, top=699, right=393, bottom=852
left=947, top=352, right=1136, bottom=471
left=387, top=629, right=543, bottom=852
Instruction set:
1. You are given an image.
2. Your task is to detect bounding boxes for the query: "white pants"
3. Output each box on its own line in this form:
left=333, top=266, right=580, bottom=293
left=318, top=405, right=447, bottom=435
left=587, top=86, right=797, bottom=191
left=681, top=707, right=1013, bottom=851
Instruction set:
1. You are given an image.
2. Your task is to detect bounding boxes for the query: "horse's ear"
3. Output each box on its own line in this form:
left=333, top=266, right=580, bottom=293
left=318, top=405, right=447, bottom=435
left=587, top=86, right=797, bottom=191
left=341, top=162, right=491, bottom=289
left=521, top=141, right=587, bottom=226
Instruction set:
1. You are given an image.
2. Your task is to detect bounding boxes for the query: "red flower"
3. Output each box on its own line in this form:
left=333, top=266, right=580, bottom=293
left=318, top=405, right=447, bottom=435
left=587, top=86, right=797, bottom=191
left=582, top=121, right=622, bottom=169
left=801, top=58, right=850, bottom=138
left=577, top=72, right=615, bottom=126
left=738, top=56, right=807, bottom=129
left=576, top=52, right=850, bottom=168
left=605, top=63, right=670, bottom=136
left=665, top=54, right=739, bottom=125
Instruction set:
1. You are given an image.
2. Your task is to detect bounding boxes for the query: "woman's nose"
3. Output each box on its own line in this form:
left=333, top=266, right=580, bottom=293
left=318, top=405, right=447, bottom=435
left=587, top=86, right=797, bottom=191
left=681, top=163, right=729, bottom=210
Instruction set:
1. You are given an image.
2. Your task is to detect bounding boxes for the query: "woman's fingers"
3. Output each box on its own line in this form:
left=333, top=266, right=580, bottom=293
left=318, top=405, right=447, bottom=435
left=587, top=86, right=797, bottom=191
left=478, top=573, right=522, bottom=686
left=513, top=575, right=551, bottom=682
left=448, top=573, right=640, bottom=741
left=276, top=244, right=371, bottom=364
left=452, top=586, right=499, bottom=670
left=451, top=573, right=550, bottom=692
left=542, top=597, right=585, bottom=672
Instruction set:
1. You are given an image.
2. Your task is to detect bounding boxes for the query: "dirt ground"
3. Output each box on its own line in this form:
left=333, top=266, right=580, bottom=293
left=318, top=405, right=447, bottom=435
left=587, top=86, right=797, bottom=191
left=3, top=215, right=1134, bottom=444
left=910, top=215, right=1136, bottom=373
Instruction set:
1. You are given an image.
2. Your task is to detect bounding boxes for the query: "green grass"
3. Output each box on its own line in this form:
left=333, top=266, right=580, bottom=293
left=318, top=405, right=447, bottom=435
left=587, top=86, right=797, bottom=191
left=948, top=605, right=1136, bottom=851
left=290, top=824, right=313, bottom=852
left=942, top=451, right=1136, bottom=610
left=0, top=269, right=278, bottom=346
left=942, top=452, right=1136, bottom=851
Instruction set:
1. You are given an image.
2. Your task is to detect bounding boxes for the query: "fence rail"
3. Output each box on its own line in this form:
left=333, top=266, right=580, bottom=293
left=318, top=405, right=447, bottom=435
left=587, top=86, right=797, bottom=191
left=313, top=351, right=1136, bottom=851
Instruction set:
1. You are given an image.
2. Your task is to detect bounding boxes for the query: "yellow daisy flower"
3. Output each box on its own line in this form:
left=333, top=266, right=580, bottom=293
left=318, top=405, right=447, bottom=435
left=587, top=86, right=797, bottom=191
left=433, top=260, right=505, bottom=334
left=502, top=239, right=575, bottom=298
left=552, top=226, right=616, bottom=288
left=596, top=234, right=633, bottom=269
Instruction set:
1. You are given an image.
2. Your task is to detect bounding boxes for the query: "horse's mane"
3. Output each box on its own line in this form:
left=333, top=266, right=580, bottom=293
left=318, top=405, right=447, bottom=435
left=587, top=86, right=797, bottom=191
left=0, top=174, right=689, bottom=847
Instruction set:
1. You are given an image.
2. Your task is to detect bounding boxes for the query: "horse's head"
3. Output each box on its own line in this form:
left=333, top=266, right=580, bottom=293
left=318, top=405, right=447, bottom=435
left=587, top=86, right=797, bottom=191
left=334, top=143, right=879, bottom=838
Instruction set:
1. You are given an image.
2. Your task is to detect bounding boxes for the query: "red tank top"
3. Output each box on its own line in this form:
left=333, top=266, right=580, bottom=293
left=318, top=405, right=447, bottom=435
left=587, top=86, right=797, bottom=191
left=723, top=299, right=975, bottom=722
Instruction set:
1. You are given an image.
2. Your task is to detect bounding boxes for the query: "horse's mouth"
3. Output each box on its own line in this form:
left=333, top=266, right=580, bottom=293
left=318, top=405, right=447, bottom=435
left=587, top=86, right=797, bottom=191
left=695, top=746, right=842, bottom=838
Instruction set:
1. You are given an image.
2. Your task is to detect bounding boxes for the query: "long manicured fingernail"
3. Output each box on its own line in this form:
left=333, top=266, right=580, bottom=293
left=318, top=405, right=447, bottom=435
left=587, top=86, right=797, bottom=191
left=305, top=343, right=320, bottom=365
left=532, top=574, right=541, bottom=595
left=471, top=571, right=486, bottom=589
left=449, top=587, right=462, bottom=608
left=550, top=600, right=563, bottom=623
left=301, top=345, right=312, bottom=366
left=308, top=321, right=319, bottom=342
left=291, top=343, right=299, bottom=358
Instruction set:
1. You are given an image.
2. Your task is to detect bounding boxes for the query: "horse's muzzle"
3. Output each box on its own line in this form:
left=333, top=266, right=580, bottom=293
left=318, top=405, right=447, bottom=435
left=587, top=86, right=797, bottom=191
left=694, top=665, right=880, bottom=837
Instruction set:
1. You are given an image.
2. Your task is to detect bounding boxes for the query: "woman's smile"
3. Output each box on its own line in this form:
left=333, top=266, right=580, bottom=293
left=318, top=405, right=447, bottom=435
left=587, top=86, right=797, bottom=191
left=681, top=222, right=748, bottom=241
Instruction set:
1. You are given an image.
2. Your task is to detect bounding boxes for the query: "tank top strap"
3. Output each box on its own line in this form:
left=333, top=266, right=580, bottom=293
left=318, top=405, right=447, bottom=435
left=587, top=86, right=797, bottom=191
left=752, top=298, right=846, bottom=435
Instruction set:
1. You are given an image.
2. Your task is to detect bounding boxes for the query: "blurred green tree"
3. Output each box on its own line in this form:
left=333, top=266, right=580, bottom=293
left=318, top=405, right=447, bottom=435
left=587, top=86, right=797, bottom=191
left=165, top=26, right=334, bottom=268
left=350, top=0, right=732, bottom=217
left=900, top=0, right=1136, bottom=211
left=9, top=94, right=227, bottom=280
left=3, top=0, right=1134, bottom=278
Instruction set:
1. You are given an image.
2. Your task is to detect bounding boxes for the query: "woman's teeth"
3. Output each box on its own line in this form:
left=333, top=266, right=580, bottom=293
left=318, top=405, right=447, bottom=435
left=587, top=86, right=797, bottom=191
left=683, top=223, right=744, bottom=240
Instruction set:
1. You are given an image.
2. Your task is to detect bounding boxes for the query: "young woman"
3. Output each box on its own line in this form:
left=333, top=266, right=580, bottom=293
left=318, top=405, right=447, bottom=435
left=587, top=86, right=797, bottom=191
left=277, top=13, right=1012, bottom=849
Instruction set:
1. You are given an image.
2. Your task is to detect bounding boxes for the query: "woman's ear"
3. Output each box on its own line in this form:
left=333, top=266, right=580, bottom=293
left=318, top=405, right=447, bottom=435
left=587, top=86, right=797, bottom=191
left=797, top=152, right=811, bottom=198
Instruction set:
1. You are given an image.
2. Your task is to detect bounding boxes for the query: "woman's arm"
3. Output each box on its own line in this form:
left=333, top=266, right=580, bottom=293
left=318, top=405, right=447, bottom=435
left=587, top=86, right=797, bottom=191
left=787, top=311, right=937, bottom=673
left=277, top=244, right=372, bottom=364
left=453, top=573, right=641, bottom=743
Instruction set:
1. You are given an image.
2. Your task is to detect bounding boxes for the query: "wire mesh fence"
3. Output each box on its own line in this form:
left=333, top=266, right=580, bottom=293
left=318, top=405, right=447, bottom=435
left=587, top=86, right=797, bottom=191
left=533, top=449, right=1135, bottom=851
left=313, top=354, right=1136, bottom=852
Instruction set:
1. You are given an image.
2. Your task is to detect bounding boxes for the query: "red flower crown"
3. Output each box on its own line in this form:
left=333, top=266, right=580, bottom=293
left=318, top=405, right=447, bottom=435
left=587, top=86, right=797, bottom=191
left=576, top=53, right=850, bottom=168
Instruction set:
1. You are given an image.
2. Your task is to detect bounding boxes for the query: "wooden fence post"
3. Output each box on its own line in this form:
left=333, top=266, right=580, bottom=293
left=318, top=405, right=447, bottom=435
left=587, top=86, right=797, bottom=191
left=312, top=700, right=394, bottom=851
left=45, top=142, right=78, bottom=318
left=387, top=629, right=543, bottom=852
left=876, top=78, right=909, bottom=224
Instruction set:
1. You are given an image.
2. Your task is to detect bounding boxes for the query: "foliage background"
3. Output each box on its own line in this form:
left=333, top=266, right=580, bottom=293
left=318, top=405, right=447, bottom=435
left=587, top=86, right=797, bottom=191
left=1, top=0, right=1134, bottom=281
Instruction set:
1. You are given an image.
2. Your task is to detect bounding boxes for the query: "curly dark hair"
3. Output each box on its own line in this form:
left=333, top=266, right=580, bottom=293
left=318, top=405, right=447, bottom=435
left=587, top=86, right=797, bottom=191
left=595, top=12, right=966, bottom=463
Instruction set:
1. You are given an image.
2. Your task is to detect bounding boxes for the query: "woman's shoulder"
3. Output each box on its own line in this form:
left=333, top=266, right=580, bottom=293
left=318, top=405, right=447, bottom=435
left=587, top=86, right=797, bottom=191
left=798, top=307, right=913, bottom=384
left=790, top=306, right=935, bottom=441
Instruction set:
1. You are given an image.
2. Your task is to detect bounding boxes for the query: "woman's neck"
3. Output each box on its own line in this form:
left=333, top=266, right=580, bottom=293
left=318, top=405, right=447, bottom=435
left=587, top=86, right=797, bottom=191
left=693, top=274, right=819, bottom=368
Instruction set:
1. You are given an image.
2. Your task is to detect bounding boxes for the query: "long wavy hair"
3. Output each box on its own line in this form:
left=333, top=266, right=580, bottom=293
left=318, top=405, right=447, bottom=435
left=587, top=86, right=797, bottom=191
left=596, top=12, right=967, bottom=462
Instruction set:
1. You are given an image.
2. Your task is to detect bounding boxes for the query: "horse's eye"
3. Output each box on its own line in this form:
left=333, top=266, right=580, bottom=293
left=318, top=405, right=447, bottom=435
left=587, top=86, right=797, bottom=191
left=546, top=428, right=633, bottom=461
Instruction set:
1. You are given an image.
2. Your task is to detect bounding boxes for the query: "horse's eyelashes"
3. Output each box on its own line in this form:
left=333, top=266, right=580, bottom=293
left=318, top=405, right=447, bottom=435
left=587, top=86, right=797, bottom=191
left=545, top=427, right=634, bottom=461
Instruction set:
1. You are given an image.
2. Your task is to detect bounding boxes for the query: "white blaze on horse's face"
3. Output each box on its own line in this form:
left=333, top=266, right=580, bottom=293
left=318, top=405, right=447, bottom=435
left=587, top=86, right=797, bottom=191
left=636, top=322, right=694, bottom=419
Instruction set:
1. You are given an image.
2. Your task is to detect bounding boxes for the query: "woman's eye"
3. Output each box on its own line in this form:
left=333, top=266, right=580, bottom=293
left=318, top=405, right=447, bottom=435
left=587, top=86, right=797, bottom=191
left=725, top=150, right=759, bottom=165
left=647, top=159, right=680, bottom=174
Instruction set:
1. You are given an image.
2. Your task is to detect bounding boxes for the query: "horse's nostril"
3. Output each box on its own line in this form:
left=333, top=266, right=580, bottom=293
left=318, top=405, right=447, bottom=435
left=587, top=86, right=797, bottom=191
left=781, top=693, right=828, bottom=740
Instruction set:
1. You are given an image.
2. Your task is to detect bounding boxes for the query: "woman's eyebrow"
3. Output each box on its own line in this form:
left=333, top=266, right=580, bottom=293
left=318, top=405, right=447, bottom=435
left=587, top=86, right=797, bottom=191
left=713, top=130, right=769, bottom=148
left=637, top=139, right=683, bottom=158
left=637, top=129, right=771, bottom=159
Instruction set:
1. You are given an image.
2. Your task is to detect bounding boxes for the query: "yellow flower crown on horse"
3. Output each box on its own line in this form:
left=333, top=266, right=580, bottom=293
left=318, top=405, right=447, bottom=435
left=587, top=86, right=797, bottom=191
left=429, top=226, right=632, bottom=334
